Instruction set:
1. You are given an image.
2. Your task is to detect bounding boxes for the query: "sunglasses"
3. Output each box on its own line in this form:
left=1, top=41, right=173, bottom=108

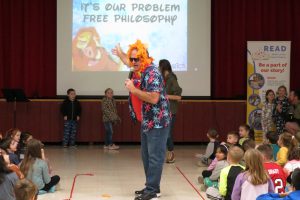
left=129, top=57, right=140, bottom=62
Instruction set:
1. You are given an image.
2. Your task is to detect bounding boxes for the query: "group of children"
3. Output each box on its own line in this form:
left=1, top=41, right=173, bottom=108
left=0, top=128, right=60, bottom=200
left=196, top=124, right=300, bottom=200
left=61, top=88, right=121, bottom=150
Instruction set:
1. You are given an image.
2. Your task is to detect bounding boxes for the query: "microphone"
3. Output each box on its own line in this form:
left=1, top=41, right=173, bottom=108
left=128, top=67, right=134, bottom=79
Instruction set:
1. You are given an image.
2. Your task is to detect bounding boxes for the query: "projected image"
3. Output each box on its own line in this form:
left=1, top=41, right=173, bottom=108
left=72, top=0, right=187, bottom=72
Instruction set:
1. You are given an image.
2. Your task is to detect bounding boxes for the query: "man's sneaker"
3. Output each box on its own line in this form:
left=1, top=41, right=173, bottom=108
left=135, top=189, right=161, bottom=198
left=103, top=145, right=109, bottom=149
left=70, top=145, right=77, bottom=149
left=134, top=193, right=158, bottom=200
left=166, top=151, right=175, bottom=163
left=108, top=144, right=119, bottom=150
left=63, top=145, right=68, bottom=148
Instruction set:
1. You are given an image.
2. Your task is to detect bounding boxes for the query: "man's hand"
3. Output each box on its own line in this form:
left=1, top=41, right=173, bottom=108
left=64, top=116, right=67, bottom=120
left=77, top=116, right=80, bottom=121
left=125, top=79, right=136, bottom=93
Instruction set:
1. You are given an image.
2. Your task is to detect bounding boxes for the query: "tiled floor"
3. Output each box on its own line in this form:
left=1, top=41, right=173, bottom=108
left=37, top=145, right=207, bottom=200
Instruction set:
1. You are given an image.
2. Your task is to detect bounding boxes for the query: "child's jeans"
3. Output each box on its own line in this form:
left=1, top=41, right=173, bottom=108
left=63, top=120, right=77, bottom=146
left=104, top=122, right=113, bottom=146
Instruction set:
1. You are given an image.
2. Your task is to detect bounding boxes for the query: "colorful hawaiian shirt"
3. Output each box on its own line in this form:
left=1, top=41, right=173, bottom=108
left=139, top=65, right=171, bottom=132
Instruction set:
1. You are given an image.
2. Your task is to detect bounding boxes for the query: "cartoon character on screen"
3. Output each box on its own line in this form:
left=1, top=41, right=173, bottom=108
left=72, top=27, right=120, bottom=71
left=126, top=40, right=154, bottom=122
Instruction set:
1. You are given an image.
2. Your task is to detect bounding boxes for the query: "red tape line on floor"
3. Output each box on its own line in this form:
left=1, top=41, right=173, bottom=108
left=175, top=166, right=206, bottom=200
left=64, top=173, right=94, bottom=200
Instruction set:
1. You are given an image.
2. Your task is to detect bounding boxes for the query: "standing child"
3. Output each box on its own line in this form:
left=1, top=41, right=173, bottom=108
left=265, top=131, right=280, bottom=161
left=20, top=139, right=60, bottom=193
left=195, top=128, right=220, bottom=166
left=276, top=132, right=298, bottom=167
left=102, top=88, right=121, bottom=150
left=231, top=149, right=274, bottom=200
left=238, top=124, right=255, bottom=146
left=257, top=144, right=287, bottom=193
left=262, top=90, right=276, bottom=138
left=284, top=148, right=300, bottom=184
left=273, top=85, right=289, bottom=134
left=61, top=88, right=81, bottom=148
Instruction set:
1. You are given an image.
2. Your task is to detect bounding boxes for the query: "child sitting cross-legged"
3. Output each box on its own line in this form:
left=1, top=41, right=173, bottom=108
left=198, top=144, right=229, bottom=190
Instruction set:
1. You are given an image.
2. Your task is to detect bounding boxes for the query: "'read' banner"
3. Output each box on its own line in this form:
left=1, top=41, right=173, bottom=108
left=247, top=41, right=291, bottom=142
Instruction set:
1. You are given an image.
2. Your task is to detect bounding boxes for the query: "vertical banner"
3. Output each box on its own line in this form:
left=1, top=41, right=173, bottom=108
left=247, top=41, right=291, bottom=142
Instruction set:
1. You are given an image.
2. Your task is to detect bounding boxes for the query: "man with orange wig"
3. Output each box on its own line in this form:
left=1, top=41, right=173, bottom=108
left=114, top=40, right=171, bottom=200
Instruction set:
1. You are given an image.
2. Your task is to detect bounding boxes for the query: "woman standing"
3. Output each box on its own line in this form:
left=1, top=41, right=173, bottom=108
left=159, top=59, right=182, bottom=163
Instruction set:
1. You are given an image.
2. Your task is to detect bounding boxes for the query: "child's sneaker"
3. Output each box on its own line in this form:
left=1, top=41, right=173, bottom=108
left=48, top=185, right=56, bottom=193
left=38, top=190, right=47, bottom=195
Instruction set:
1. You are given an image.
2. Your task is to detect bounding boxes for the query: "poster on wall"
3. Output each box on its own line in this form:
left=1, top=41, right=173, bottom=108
left=247, top=41, right=291, bottom=142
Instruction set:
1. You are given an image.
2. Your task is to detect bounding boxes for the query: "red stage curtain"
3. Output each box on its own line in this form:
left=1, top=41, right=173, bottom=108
left=0, top=0, right=299, bottom=98
left=212, top=0, right=300, bottom=98
left=0, top=0, right=56, bottom=98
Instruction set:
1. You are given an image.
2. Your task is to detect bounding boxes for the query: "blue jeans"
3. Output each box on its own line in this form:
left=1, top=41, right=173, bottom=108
left=167, top=114, right=176, bottom=151
left=63, top=120, right=77, bottom=146
left=141, top=126, right=169, bottom=194
left=104, top=122, right=113, bottom=146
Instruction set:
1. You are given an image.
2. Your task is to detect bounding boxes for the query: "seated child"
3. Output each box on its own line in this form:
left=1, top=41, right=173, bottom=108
left=14, top=179, right=37, bottom=200
left=0, top=154, right=18, bottom=200
left=265, top=131, right=280, bottom=161
left=257, top=144, right=286, bottom=193
left=238, top=124, right=254, bottom=146
left=231, top=149, right=274, bottom=200
left=20, top=139, right=60, bottom=193
left=198, top=144, right=229, bottom=189
left=18, top=132, right=33, bottom=160
left=196, top=128, right=220, bottom=166
left=241, top=139, right=256, bottom=151
left=205, top=131, right=240, bottom=177
left=257, top=168, right=300, bottom=200
left=284, top=148, right=300, bottom=184
left=276, top=132, right=298, bottom=167
left=207, top=146, right=245, bottom=200
left=1, top=138, right=20, bottom=165
left=0, top=148, right=24, bottom=179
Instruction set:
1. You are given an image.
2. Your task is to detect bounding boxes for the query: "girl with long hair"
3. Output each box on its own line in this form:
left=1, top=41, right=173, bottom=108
left=231, top=149, right=274, bottom=200
left=20, top=139, right=60, bottom=193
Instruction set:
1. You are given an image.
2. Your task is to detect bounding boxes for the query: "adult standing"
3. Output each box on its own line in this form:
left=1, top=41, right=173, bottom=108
left=285, top=90, right=300, bottom=135
left=116, top=40, right=171, bottom=200
left=159, top=59, right=182, bottom=163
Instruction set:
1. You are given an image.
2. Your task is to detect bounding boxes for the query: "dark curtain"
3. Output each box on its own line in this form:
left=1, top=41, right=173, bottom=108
left=0, top=0, right=56, bottom=98
left=212, top=0, right=300, bottom=99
